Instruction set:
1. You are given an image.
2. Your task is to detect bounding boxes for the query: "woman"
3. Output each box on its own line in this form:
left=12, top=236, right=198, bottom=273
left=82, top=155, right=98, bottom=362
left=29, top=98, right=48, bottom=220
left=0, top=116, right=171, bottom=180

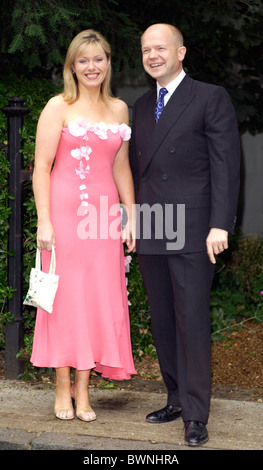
left=30, top=30, right=136, bottom=422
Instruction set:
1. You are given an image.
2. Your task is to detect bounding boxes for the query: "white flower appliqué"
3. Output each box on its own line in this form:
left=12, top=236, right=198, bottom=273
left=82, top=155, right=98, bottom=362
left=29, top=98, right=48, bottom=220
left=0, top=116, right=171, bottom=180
left=119, top=123, right=131, bottom=141
left=68, top=121, right=86, bottom=137
left=68, top=119, right=131, bottom=215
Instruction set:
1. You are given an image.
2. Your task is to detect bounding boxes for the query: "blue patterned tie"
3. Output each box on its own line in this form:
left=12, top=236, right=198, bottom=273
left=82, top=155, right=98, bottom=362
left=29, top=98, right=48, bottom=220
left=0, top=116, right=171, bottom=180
left=155, top=88, right=168, bottom=123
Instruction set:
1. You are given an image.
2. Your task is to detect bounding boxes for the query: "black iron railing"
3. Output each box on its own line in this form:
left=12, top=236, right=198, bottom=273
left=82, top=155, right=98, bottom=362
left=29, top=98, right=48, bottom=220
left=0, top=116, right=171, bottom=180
left=1, top=97, right=31, bottom=378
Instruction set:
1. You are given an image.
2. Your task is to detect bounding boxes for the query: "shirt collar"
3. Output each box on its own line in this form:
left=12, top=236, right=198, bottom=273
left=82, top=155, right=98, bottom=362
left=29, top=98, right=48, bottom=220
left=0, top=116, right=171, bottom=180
left=157, top=69, right=186, bottom=99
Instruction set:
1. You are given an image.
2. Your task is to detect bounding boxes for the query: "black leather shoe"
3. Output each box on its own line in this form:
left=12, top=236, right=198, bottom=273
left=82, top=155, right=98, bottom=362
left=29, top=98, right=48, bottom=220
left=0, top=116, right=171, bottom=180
left=146, top=405, right=182, bottom=423
left=184, top=420, right=209, bottom=446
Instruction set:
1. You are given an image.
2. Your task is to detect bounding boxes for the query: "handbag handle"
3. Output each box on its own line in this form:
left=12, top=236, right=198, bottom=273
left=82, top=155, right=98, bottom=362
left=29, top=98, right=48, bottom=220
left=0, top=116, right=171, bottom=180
left=35, top=245, right=56, bottom=274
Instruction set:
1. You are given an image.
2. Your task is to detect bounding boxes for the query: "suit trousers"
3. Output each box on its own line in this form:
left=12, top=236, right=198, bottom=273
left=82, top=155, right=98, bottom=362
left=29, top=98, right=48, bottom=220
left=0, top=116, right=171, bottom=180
left=139, top=251, right=215, bottom=424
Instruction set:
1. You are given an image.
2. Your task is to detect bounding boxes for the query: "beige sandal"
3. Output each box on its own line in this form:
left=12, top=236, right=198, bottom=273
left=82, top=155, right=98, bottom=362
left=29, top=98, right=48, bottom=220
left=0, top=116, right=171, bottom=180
left=54, top=374, right=74, bottom=420
left=71, top=376, right=96, bottom=423
left=73, top=399, right=96, bottom=423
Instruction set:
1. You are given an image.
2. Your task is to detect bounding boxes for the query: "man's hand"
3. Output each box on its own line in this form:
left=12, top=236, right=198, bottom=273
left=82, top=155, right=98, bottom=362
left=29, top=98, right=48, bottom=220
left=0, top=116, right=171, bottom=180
left=206, top=228, right=228, bottom=264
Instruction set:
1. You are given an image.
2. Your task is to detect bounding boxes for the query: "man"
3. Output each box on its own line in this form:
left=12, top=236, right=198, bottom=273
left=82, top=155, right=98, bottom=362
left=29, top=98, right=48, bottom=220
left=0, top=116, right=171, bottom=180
left=129, top=24, right=240, bottom=446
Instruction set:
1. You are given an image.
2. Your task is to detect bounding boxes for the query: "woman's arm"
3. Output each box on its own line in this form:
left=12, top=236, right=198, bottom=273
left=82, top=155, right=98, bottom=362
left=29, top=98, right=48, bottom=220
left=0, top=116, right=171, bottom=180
left=33, top=96, right=64, bottom=251
left=113, top=141, right=136, bottom=253
left=113, top=103, right=136, bottom=252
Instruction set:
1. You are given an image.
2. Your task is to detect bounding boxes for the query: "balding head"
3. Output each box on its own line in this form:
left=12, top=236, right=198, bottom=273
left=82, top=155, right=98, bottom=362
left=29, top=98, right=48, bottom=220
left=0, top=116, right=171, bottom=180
left=141, top=24, right=184, bottom=48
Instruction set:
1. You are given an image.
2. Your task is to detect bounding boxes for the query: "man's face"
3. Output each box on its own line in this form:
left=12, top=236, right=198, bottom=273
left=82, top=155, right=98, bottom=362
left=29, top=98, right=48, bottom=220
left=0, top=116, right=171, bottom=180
left=141, top=25, right=186, bottom=87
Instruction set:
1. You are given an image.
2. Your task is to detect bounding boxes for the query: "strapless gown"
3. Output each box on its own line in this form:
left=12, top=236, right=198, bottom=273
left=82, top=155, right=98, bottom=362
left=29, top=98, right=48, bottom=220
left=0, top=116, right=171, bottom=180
left=30, top=119, right=136, bottom=380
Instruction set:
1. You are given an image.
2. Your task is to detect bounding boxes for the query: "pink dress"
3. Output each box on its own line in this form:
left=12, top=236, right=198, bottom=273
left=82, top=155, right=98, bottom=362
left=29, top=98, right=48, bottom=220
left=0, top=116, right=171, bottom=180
left=31, top=119, right=136, bottom=380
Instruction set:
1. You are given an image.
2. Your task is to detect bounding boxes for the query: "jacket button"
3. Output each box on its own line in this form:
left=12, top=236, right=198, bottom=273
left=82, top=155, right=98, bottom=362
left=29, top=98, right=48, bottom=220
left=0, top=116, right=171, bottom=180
left=169, top=147, right=176, bottom=154
left=162, top=174, right=168, bottom=180
left=142, top=176, right=148, bottom=182
left=138, top=151, right=142, bottom=157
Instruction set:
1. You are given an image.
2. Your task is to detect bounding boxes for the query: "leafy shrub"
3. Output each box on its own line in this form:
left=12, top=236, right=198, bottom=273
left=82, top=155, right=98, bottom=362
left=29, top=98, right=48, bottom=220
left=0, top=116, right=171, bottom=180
left=126, top=254, right=155, bottom=358
left=210, top=234, right=263, bottom=340
left=0, top=77, right=61, bottom=349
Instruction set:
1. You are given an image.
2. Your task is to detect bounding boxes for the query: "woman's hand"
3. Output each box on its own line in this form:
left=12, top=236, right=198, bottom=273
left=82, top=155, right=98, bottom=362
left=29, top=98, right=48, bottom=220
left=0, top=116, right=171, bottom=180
left=121, top=216, right=136, bottom=253
left=37, top=220, right=55, bottom=251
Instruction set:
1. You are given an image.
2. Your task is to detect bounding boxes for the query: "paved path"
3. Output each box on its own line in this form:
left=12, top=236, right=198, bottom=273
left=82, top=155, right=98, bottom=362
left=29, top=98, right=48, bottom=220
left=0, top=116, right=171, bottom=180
left=0, top=379, right=262, bottom=455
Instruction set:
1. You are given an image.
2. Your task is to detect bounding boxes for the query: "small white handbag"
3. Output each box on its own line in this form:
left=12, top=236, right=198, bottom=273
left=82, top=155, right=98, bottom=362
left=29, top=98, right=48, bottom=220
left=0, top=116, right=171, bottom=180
left=23, top=245, right=59, bottom=314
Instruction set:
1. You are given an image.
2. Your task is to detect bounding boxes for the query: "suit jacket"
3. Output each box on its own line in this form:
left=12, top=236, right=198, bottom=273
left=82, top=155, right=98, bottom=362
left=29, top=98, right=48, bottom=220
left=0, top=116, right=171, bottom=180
left=129, top=74, right=241, bottom=255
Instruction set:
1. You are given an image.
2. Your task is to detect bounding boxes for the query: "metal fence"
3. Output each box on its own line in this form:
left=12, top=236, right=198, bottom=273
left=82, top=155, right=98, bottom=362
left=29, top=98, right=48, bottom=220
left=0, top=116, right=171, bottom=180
left=1, top=97, right=31, bottom=378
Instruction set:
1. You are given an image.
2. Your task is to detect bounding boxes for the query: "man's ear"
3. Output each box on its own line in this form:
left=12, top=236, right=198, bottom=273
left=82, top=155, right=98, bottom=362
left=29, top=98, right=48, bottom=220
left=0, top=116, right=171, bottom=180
left=178, top=46, right=187, bottom=62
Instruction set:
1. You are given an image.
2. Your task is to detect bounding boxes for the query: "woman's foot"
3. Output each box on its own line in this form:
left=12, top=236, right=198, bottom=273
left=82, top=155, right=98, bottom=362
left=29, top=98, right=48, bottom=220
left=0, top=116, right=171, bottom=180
left=54, top=369, right=74, bottom=420
left=74, top=403, right=96, bottom=422
left=71, top=370, right=96, bottom=423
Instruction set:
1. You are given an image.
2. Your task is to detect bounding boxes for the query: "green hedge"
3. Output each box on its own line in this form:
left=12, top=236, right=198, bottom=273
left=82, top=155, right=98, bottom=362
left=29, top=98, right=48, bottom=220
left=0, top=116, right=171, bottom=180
left=1, top=77, right=263, bottom=379
left=0, top=77, right=61, bottom=352
left=210, top=234, right=263, bottom=340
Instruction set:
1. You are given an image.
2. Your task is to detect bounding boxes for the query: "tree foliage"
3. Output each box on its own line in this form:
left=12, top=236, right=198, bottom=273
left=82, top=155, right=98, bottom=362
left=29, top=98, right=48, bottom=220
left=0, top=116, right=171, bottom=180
left=121, top=0, right=263, bottom=134
left=1, top=0, right=261, bottom=134
left=0, top=0, right=140, bottom=80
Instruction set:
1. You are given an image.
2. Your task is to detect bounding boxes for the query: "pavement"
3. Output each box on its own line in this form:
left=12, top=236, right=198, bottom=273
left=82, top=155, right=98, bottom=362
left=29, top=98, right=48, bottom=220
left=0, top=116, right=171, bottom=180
left=0, top=376, right=262, bottom=458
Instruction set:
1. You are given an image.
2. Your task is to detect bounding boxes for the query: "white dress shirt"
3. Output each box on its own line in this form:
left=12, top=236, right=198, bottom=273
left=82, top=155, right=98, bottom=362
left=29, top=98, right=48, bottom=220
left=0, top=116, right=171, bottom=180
left=157, top=69, right=186, bottom=105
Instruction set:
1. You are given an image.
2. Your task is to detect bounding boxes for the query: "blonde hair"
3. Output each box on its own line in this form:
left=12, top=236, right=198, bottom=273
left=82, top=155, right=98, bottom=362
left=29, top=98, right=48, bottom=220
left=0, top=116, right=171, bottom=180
left=63, top=29, right=113, bottom=104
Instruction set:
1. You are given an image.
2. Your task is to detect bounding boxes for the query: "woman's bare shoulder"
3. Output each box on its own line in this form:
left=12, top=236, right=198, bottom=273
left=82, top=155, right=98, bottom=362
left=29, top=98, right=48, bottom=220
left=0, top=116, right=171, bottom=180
left=110, top=98, right=129, bottom=123
left=112, top=97, right=128, bottom=111
left=39, top=94, right=69, bottom=124
left=44, top=93, right=67, bottom=111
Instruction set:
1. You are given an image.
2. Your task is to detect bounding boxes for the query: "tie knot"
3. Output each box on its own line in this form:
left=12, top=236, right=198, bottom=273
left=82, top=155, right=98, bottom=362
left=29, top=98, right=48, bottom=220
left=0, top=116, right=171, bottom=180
left=159, top=88, right=168, bottom=99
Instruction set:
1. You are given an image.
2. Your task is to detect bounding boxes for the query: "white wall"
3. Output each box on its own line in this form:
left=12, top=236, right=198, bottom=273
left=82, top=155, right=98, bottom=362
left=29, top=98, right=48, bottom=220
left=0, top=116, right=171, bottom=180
left=240, top=132, right=263, bottom=237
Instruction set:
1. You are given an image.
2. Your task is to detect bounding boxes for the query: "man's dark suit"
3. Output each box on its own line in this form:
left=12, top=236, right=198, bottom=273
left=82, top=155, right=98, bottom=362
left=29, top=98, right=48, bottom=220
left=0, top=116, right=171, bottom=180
left=129, top=74, right=240, bottom=424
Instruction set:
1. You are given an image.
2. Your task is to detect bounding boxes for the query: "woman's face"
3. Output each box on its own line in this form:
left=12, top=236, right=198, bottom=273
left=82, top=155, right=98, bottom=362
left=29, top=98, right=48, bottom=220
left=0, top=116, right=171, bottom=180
left=72, top=43, right=110, bottom=91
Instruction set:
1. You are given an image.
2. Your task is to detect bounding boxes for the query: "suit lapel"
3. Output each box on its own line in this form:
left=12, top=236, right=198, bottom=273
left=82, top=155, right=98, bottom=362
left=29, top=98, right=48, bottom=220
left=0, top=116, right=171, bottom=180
left=141, top=75, right=195, bottom=173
